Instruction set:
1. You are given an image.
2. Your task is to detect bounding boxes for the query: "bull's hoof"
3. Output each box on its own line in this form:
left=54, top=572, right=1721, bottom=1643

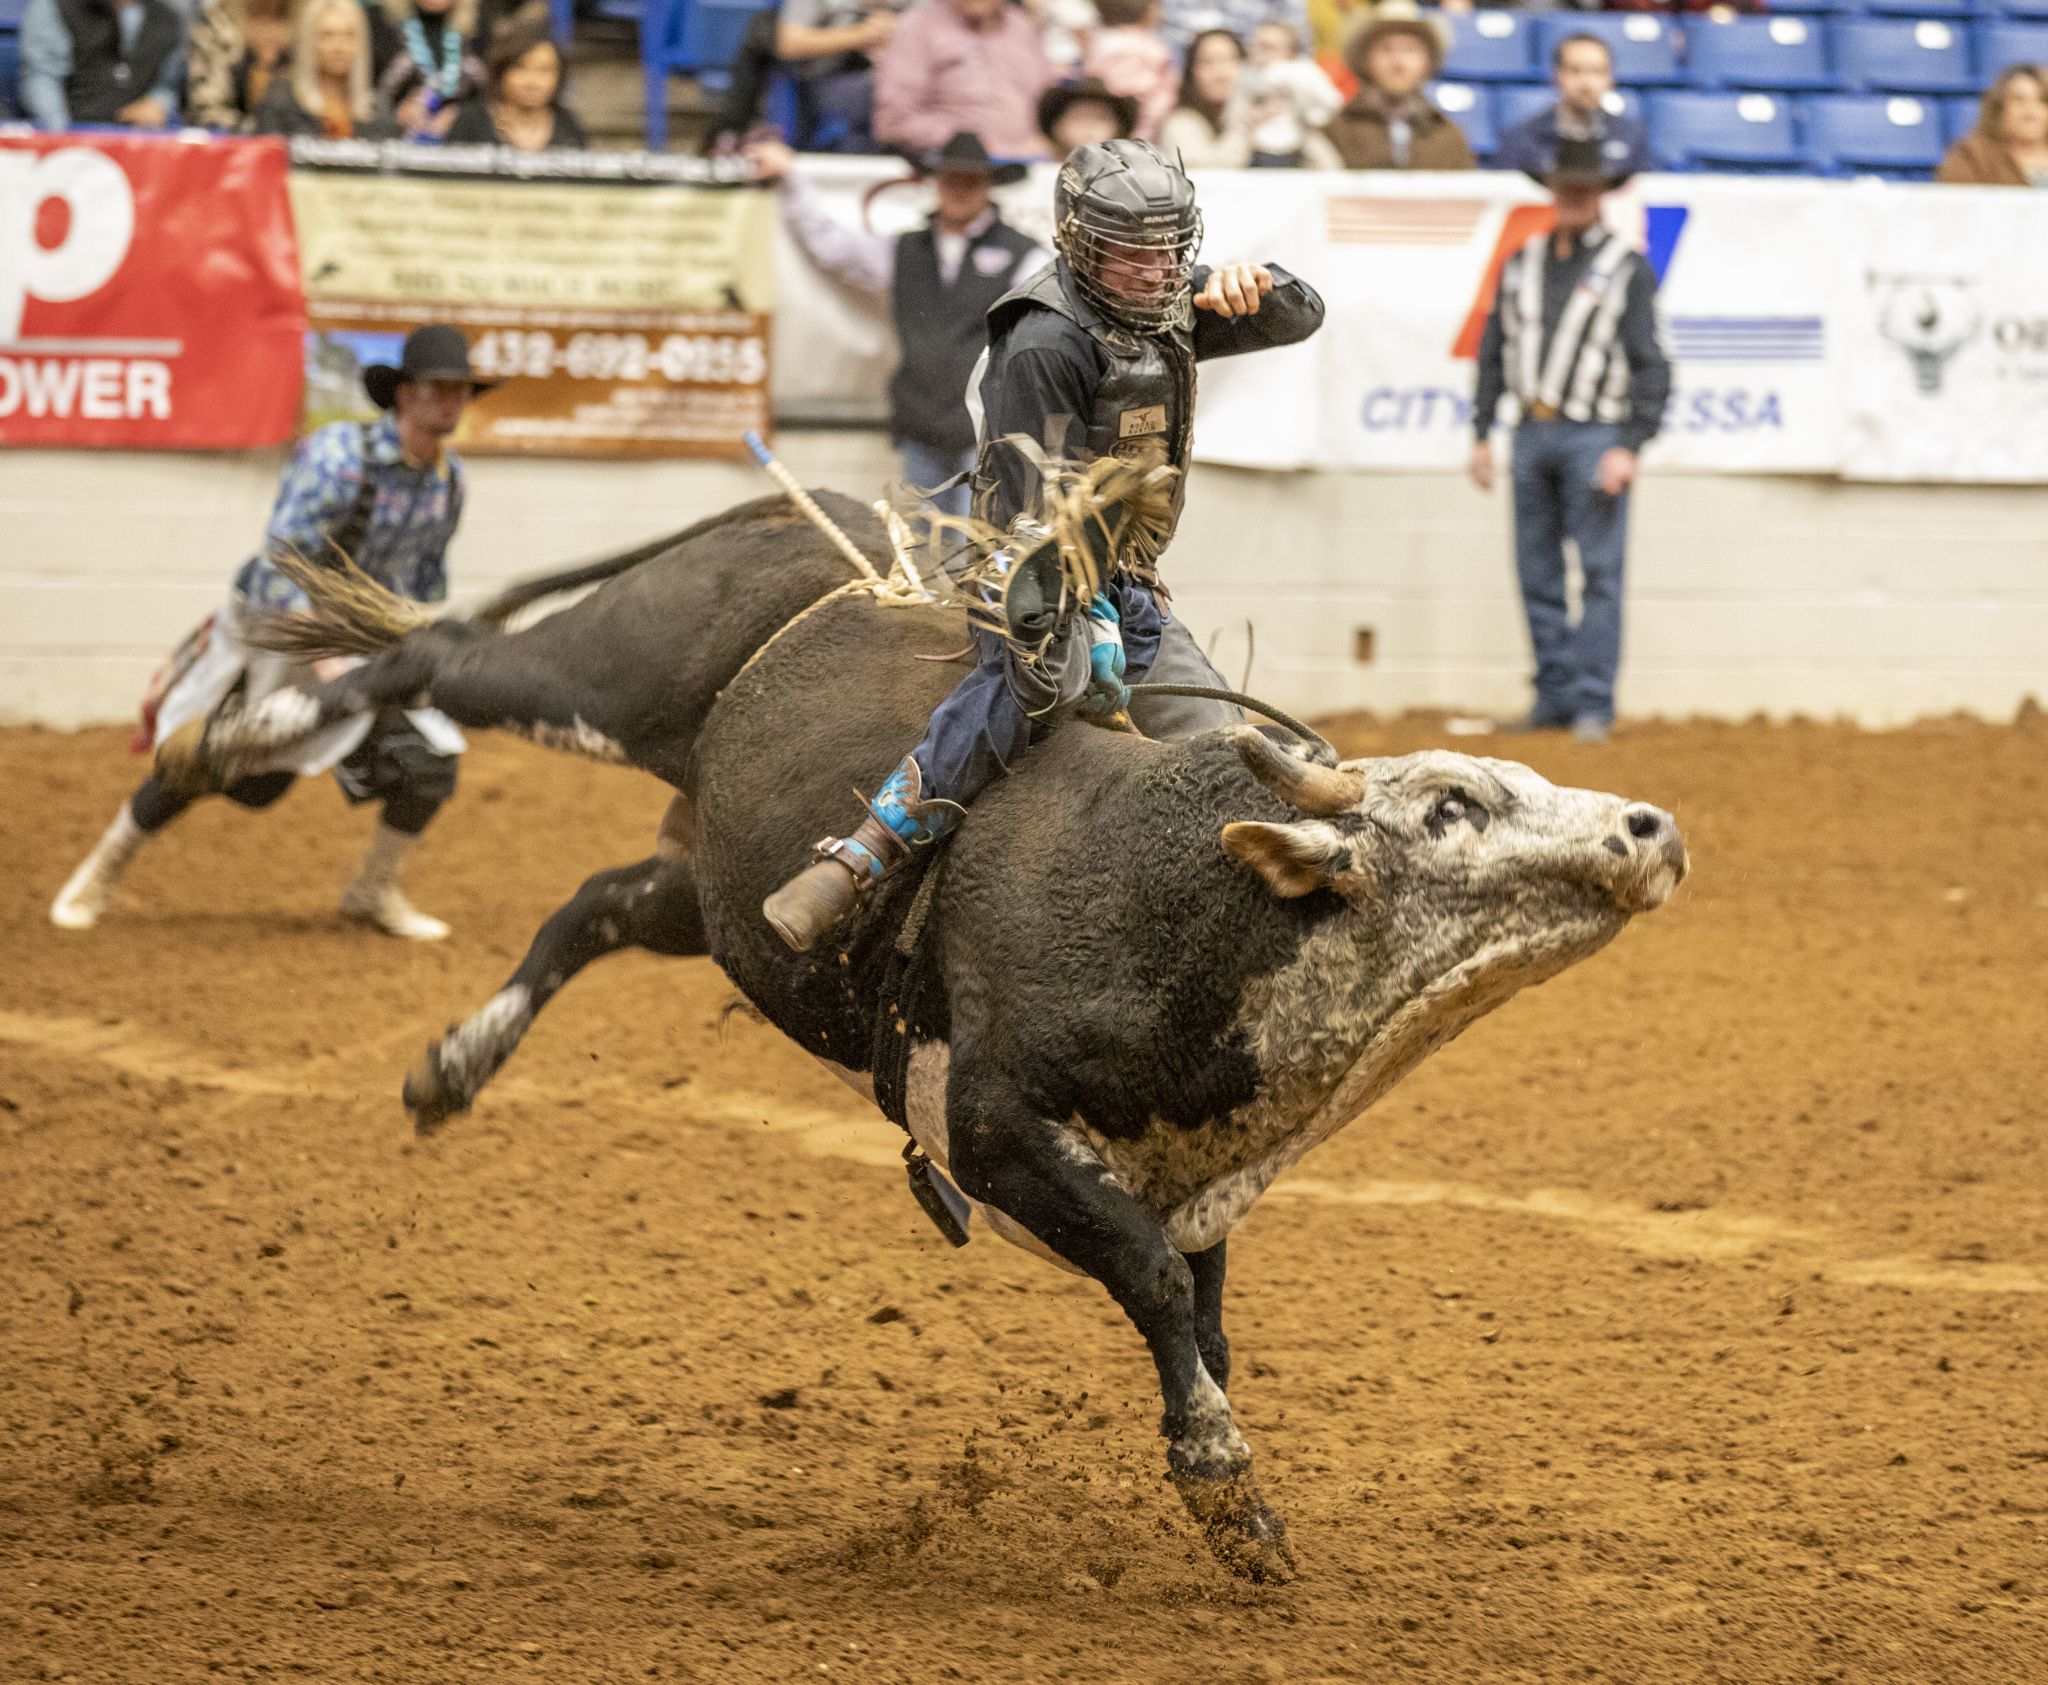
left=403, top=1042, right=471, bottom=1137
left=1170, top=1466, right=1298, bottom=1584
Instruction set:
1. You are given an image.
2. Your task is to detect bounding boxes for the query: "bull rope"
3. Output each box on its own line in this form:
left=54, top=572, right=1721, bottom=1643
left=742, top=432, right=931, bottom=605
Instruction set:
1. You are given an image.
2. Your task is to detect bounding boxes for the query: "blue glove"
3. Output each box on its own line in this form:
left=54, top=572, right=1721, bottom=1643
left=1079, top=592, right=1130, bottom=718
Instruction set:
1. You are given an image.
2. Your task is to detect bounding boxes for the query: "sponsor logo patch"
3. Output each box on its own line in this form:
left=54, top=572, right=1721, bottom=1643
left=1118, top=403, right=1166, bottom=438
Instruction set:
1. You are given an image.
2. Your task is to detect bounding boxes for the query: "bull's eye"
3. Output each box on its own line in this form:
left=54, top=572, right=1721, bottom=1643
left=1431, top=790, right=1488, bottom=833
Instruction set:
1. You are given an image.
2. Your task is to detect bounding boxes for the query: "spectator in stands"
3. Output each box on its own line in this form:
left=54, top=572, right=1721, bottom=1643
left=1467, top=136, right=1670, bottom=746
left=187, top=0, right=295, bottom=131
left=376, top=0, right=484, bottom=141
left=253, top=0, right=399, bottom=136
left=749, top=130, right=1049, bottom=516
left=1158, top=26, right=1250, bottom=165
left=1159, top=0, right=1305, bottom=62
left=875, top=0, right=1056, bottom=161
left=1233, top=19, right=1342, bottom=168
left=1082, top=0, right=1174, bottom=141
left=445, top=2, right=584, bottom=147
left=1027, top=0, right=1097, bottom=73
left=1326, top=7, right=1471, bottom=171
left=775, top=0, right=900, bottom=153
left=1492, top=31, right=1650, bottom=181
left=1038, top=75, right=1137, bottom=160
left=1937, top=64, right=2048, bottom=188
left=19, top=0, right=187, bottom=130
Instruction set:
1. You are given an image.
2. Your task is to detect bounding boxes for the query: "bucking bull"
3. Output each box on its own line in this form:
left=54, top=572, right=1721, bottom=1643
left=161, top=487, right=1688, bottom=1582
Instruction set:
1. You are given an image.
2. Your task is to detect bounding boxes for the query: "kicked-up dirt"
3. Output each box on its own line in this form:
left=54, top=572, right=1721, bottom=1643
left=2, top=714, right=2045, bottom=1683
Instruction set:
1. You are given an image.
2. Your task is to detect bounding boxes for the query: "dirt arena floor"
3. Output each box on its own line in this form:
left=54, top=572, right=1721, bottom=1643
left=3, top=714, right=2045, bottom=1684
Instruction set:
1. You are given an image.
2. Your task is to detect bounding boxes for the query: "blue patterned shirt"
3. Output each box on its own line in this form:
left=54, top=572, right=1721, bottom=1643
left=234, top=417, right=464, bottom=614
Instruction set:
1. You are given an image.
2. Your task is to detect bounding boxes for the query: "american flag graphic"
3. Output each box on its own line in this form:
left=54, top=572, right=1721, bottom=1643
left=1324, top=197, right=1489, bottom=246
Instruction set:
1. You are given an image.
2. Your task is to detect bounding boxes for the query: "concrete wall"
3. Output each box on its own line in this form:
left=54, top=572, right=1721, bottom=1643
left=3, top=432, right=2043, bottom=729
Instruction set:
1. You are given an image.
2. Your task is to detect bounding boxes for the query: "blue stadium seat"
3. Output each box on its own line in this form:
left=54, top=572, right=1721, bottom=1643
left=1684, top=16, right=1835, bottom=92
left=1431, top=8, right=1538, bottom=82
left=1803, top=93, right=1946, bottom=174
left=1496, top=83, right=1646, bottom=133
left=1834, top=19, right=1977, bottom=94
left=0, top=35, right=17, bottom=123
left=1986, top=0, right=2048, bottom=20
left=1859, top=0, right=1973, bottom=17
left=0, top=0, right=25, bottom=24
left=1429, top=81, right=1498, bottom=156
left=1942, top=93, right=1981, bottom=144
left=1766, top=0, right=1850, bottom=14
left=641, top=0, right=758, bottom=148
left=1976, top=20, right=2048, bottom=78
left=1529, top=14, right=1683, bottom=86
left=1648, top=90, right=1804, bottom=170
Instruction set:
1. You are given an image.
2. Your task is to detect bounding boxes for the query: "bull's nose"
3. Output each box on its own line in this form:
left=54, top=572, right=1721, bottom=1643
left=1623, top=804, right=1688, bottom=882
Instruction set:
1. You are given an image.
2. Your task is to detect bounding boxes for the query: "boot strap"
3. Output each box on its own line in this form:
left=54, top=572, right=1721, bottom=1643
left=813, top=833, right=888, bottom=882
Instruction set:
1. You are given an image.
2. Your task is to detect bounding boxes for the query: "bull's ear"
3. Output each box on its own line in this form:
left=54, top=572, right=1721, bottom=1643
left=1221, top=821, right=1347, bottom=899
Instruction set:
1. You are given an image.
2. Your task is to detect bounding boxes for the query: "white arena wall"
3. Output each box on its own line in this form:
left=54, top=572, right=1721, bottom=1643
left=2, top=432, right=2044, bottom=731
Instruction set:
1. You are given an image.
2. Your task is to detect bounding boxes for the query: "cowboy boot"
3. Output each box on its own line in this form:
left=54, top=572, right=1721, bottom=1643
left=763, top=758, right=963, bottom=952
left=50, top=803, right=149, bottom=930
left=340, top=822, right=450, bottom=941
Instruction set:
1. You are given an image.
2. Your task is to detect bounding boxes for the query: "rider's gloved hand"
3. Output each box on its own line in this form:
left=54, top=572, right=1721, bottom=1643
left=1079, top=591, right=1130, bottom=719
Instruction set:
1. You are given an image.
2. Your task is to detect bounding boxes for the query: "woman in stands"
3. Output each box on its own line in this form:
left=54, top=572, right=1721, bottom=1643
left=1938, top=63, right=2048, bottom=188
left=187, top=0, right=295, bottom=131
left=376, top=0, right=486, bottom=140
left=253, top=0, right=401, bottom=136
left=445, top=3, right=587, bottom=149
left=1158, top=28, right=1251, bottom=166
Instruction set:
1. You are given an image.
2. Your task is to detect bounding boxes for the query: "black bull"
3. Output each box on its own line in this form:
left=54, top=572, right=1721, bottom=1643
left=175, top=489, right=1686, bottom=1582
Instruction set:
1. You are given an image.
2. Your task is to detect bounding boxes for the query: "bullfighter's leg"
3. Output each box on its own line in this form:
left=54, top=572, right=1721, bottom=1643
left=406, top=842, right=707, bottom=1135
left=945, top=1071, right=1294, bottom=1583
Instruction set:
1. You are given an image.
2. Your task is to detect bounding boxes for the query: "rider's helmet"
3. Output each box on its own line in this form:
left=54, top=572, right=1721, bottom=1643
left=1052, top=139, right=1202, bottom=334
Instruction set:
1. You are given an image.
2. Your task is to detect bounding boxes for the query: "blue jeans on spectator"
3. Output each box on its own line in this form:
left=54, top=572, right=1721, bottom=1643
left=1510, top=419, right=1630, bottom=727
left=899, top=440, right=976, bottom=520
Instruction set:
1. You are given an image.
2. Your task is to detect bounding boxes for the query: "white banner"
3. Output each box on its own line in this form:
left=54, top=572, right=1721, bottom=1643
left=770, top=162, right=2047, bottom=484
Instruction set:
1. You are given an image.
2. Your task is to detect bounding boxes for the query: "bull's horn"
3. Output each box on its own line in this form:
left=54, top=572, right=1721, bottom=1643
left=1233, top=728, right=1365, bottom=816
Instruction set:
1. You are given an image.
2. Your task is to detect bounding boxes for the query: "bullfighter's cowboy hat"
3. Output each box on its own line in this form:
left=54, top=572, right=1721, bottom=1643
left=913, top=130, right=1029, bottom=185
left=1342, top=1, right=1451, bottom=83
left=1037, top=77, right=1140, bottom=149
left=1530, top=131, right=1636, bottom=193
left=362, top=324, right=498, bottom=411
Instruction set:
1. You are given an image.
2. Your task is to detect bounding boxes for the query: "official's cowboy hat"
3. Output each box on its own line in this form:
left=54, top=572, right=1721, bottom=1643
left=1342, top=1, right=1450, bottom=82
left=914, top=130, right=1029, bottom=185
left=1037, top=77, right=1140, bottom=148
left=1529, top=132, right=1635, bottom=192
left=362, top=324, right=497, bottom=411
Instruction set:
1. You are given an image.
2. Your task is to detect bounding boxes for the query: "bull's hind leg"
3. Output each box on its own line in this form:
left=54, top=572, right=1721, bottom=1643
left=945, top=1069, right=1295, bottom=1584
left=406, top=817, right=706, bottom=1132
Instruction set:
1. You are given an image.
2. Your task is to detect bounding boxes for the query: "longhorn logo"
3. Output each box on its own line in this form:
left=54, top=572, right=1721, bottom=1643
left=1871, top=275, right=1981, bottom=396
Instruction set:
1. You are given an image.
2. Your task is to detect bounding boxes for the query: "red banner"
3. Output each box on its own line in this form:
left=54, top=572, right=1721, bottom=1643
left=0, top=133, right=305, bottom=449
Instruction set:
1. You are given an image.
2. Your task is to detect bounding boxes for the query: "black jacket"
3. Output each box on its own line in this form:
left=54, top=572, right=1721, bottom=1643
left=55, top=0, right=183, bottom=124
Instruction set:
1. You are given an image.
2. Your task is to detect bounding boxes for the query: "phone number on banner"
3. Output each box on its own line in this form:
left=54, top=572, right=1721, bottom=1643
left=470, top=330, right=768, bottom=385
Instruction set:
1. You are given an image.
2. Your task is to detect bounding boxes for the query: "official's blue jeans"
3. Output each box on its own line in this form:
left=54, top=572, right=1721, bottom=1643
left=908, top=579, right=1168, bottom=805
left=898, top=441, right=977, bottom=520
left=1509, top=420, right=1630, bottom=726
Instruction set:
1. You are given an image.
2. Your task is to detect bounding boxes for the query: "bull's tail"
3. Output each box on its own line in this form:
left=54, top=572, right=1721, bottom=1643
left=471, top=493, right=802, bottom=627
left=241, top=550, right=436, bottom=661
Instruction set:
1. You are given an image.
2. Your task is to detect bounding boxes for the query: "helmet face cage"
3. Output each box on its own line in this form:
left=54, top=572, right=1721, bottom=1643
left=1055, top=143, right=1203, bottom=333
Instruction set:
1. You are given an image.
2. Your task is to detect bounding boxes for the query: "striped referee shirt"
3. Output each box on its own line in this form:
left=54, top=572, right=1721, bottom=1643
left=1472, top=224, right=1672, bottom=453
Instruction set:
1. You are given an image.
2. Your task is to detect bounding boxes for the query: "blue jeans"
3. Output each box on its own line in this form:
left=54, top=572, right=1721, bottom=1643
left=898, top=441, right=976, bottom=521
left=908, top=579, right=1169, bottom=805
left=1509, top=420, right=1630, bottom=726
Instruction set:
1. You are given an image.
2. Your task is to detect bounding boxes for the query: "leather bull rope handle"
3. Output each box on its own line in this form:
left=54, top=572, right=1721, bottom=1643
left=1125, top=682, right=1340, bottom=768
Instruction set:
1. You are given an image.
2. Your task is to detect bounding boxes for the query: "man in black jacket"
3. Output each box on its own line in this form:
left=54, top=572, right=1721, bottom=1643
left=752, top=130, right=1049, bottom=517
left=765, top=138, right=1325, bottom=951
left=20, top=0, right=185, bottom=130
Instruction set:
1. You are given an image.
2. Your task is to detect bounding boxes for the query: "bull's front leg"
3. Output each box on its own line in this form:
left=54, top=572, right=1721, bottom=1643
left=945, top=1068, right=1295, bottom=1583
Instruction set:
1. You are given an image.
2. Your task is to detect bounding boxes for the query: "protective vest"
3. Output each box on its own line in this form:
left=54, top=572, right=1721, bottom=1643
left=974, top=262, right=1198, bottom=552
left=56, top=0, right=183, bottom=124
left=888, top=216, right=1039, bottom=455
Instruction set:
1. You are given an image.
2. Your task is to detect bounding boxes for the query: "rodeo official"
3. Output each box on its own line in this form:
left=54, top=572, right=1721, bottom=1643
left=765, top=138, right=1326, bottom=951
left=51, top=325, right=490, bottom=941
